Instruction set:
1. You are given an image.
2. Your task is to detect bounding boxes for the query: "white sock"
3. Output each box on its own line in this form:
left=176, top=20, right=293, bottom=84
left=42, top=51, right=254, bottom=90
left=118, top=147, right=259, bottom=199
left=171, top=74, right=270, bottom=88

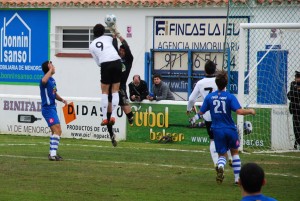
left=210, top=141, right=218, bottom=166
left=193, top=113, right=201, bottom=121
left=49, top=134, right=60, bottom=156
left=111, top=92, right=119, bottom=118
left=101, top=94, right=108, bottom=120
left=232, top=154, right=241, bottom=182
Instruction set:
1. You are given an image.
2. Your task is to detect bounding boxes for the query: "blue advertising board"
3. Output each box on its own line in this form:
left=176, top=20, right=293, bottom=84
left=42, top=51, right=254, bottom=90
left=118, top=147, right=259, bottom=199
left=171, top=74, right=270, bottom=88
left=0, top=10, right=49, bottom=85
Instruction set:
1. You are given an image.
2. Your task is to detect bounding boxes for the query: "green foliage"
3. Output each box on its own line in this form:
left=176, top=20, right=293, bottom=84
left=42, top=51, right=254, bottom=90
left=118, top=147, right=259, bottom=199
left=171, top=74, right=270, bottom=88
left=0, top=135, right=299, bottom=201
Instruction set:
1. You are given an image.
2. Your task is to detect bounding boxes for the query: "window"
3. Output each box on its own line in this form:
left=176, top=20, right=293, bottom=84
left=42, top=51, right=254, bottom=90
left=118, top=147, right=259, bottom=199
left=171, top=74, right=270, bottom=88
left=62, top=29, right=91, bottom=49
left=52, top=26, right=112, bottom=57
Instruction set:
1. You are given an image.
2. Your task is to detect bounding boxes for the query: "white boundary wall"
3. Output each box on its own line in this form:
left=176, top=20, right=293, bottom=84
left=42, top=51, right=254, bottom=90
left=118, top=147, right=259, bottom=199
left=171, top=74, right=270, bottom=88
left=0, top=94, right=126, bottom=141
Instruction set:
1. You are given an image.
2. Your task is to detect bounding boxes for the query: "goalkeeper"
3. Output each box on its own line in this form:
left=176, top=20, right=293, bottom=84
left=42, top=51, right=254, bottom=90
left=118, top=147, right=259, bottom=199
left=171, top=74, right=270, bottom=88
left=287, top=70, right=300, bottom=150
left=105, top=24, right=135, bottom=146
left=187, top=60, right=232, bottom=168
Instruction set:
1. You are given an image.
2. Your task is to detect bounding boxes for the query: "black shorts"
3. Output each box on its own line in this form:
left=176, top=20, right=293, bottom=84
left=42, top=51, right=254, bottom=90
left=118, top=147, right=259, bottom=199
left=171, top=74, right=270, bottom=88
left=108, top=88, right=129, bottom=106
left=101, top=60, right=122, bottom=84
left=205, top=121, right=214, bottom=139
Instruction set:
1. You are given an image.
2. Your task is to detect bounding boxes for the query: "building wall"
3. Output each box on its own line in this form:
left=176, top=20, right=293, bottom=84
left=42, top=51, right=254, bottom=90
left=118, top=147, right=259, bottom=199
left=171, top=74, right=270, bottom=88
left=0, top=7, right=227, bottom=98
left=1, top=6, right=298, bottom=99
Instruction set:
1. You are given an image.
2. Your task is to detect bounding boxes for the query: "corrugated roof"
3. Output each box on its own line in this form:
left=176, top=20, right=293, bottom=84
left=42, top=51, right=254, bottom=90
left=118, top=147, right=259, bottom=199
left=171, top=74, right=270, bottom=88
left=0, top=0, right=298, bottom=8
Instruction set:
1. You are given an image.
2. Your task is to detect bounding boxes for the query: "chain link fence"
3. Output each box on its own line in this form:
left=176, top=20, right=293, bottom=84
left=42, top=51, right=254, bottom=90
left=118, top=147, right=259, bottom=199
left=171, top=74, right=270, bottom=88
left=225, top=1, right=300, bottom=151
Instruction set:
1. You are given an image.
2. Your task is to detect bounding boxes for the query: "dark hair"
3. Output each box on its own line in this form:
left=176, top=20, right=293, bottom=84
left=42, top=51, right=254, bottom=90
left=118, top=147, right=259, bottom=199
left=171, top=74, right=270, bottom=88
left=215, top=71, right=228, bottom=90
left=240, top=163, right=265, bottom=193
left=295, top=71, right=300, bottom=78
left=153, top=74, right=162, bottom=80
left=205, top=60, right=216, bottom=75
left=42, top=61, right=51, bottom=74
left=93, top=24, right=105, bottom=38
left=133, top=75, right=141, bottom=80
left=120, top=44, right=125, bottom=50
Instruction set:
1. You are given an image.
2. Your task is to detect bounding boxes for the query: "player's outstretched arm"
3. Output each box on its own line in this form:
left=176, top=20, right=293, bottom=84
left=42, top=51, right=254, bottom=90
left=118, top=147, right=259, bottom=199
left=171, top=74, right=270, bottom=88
left=236, top=108, right=256, bottom=116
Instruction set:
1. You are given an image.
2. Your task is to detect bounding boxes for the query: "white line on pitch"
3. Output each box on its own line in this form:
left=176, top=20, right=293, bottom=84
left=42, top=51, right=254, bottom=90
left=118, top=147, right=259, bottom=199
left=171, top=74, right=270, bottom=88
left=0, top=153, right=298, bottom=178
left=1, top=142, right=300, bottom=159
left=0, top=142, right=207, bottom=153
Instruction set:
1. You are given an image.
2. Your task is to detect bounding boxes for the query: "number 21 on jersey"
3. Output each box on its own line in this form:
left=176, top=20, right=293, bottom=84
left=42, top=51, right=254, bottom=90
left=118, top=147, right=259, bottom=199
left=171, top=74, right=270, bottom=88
left=213, top=100, right=226, bottom=114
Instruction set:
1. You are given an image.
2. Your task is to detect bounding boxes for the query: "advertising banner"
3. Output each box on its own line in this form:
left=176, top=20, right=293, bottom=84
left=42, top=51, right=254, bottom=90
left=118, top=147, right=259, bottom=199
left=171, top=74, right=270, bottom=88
left=60, top=99, right=126, bottom=141
left=152, top=16, right=250, bottom=94
left=154, top=17, right=227, bottom=50
left=0, top=96, right=126, bottom=141
left=271, top=108, right=294, bottom=150
left=127, top=101, right=211, bottom=145
left=126, top=101, right=269, bottom=150
left=0, top=10, right=49, bottom=85
left=0, top=95, right=271, bottom=150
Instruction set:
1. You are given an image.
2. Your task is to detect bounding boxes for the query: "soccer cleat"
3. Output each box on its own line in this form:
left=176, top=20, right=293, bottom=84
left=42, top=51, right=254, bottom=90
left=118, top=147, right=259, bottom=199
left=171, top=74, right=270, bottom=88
left=111, top=134, right=117, bottom=147
left=228, top=159, right=233, bottom=167
left=109, top=117, right=115, bottom=126
left=189, top=117, right=196, bottom=125
left=216, top=166, right=224, bottom=184
left=234, top=181, right=239, bottom=186
left=215, top=164, right=218, bottom=172
left=198, top=122, right=206, bottom=128
left=48, top=154, right=63, bottom=161
left=128, top=117, right=134, bottom=126
left=101, top=119, right=109, bottom=126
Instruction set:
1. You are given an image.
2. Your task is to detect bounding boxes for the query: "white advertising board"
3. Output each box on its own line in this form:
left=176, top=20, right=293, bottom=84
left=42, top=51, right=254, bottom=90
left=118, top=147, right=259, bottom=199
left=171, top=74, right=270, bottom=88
left=0, top=95, right=126, bottom=141
left=154, top=17, right=227, bottom=50
left=271, top=108, right=294, bottom=150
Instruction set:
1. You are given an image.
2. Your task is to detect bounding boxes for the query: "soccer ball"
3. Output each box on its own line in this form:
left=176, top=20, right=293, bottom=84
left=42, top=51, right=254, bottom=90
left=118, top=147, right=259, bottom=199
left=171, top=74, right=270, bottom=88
left=243, top=121, right=253, bottom=135
left=104, top=14, right=116, bottom=27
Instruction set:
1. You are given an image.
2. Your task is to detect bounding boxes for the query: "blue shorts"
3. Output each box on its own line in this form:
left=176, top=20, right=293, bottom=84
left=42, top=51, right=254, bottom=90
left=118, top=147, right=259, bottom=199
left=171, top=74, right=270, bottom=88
left=212, top=127, right=240, bottom=154
left=42, top=107, right=60, bottom=127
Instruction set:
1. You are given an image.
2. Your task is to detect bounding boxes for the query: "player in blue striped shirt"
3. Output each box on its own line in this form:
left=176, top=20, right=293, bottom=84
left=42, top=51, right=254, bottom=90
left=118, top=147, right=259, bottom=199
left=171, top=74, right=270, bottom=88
left=200, top=71, right=255, bottom=184
left=40, top=61, right=67, bottom=161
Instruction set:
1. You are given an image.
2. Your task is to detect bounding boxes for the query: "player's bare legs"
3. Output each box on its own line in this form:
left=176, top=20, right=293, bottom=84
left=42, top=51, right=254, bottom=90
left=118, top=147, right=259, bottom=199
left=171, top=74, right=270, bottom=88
left=50, top=124, right=62, bottom=136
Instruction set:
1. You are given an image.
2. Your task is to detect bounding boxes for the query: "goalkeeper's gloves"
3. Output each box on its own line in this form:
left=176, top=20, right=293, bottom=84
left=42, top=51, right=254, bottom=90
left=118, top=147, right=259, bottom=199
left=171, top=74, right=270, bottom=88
left=109, top=25, right=121, bottom=38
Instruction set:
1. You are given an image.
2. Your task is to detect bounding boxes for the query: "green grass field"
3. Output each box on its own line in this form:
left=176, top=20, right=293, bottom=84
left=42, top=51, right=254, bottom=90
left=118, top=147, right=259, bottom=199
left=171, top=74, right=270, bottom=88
left=0, top=134, right=299, bottom=201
